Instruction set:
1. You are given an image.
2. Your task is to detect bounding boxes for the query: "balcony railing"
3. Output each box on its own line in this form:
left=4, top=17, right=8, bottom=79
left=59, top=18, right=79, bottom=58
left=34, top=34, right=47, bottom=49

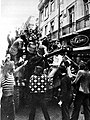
left=62, top=22, right=76, bottom=35
left=76, top=14, right=90, bottom=31
left=61, top=14, right=90, bottom=37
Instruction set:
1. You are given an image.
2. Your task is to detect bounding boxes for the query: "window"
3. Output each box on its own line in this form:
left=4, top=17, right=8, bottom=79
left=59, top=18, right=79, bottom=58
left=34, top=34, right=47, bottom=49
left=85, top=3, right=89, bottom=15
left=63, top=9, right=67, bottom=18
left=40, top=28, right=43, bottom=34
left=57, top=0, right=63, bottom=7
left=60, top=13, right=63, bottom=27
left=68, top=6, right=74, bottom=26
left=45, top=25, right=48, bottom=35
left=83, top=0, right=89, bottom=3
left=40, top=9, right=44, bottom=22
left=83, top=0, right=90, bottom=15
left=50, top=0, right=55, bottom=12
left=45, top=5, right=49, bottom=19
left=50, top=20, right=54, bottom=32
left=60, top=0, right=63, bottom=4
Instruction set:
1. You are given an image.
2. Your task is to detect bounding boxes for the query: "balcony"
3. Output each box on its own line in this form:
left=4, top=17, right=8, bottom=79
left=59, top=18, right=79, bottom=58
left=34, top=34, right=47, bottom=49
left=61, top=2, right=90, bottom=35
left=61, top=14, right=90, bottom=37
left=76, top=14, right=90, bottom=31
left=38, top=0, right=49, bottom=10
left=62, top=22, right=76, bottom=35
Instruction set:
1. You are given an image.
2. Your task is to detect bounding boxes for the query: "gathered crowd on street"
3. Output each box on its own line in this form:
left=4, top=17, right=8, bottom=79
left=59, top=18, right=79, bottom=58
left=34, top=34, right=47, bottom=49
left=1, top=0, right=90, bottom=120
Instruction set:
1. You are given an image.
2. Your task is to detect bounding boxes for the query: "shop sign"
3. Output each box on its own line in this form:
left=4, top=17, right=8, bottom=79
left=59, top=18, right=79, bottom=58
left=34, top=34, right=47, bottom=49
left=70, top=35, right=89, bottom=47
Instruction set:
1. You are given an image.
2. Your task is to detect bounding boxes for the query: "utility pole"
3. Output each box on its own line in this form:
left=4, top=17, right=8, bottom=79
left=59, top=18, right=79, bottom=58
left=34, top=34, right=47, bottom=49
left=58, top=0, right=60, bottom=41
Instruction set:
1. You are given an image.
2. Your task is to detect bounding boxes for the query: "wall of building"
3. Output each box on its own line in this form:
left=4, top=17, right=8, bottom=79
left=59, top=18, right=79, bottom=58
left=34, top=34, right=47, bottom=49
left=76, top=0, right=85, bottom=19
left=38, top=0, right=90, bottom=39
left=39, top=0, right=58, bottom=37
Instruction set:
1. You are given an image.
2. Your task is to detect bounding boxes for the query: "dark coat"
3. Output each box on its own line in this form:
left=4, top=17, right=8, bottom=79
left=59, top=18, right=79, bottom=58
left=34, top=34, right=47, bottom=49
left=24, top=54, right=45, bottom=85
left=61, top=75, right=72, bottom=103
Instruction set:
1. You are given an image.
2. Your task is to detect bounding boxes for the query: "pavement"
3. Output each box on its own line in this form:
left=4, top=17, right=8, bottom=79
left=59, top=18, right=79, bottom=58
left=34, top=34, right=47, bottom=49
left=15, top=100, right=61, bottom=120
left=0, top=91, right=84, bottom=120
left=15, top=99, right=85, bottom=120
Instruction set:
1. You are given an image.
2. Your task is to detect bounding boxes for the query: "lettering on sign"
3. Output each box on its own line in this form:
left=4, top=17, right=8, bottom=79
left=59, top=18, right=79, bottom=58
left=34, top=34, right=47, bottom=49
left=70, top=35, right=89, bottom=47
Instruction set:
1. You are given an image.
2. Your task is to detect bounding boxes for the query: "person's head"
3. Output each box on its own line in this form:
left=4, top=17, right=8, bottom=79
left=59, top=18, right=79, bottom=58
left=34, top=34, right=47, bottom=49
left=64, top=60, right=70, bottom=67
left=76, top=56, right=80, bottom=64
left=3, top=55, right=14, bottom=75
left=5, top=54, right=11, bottom=62
left=62, top=55, right=67, bottom=62
left=79, top=62, right=86, bottom=70
left=86, top=60, right=90, bottom=70
left=9, top=38, right=23, bottom=56
left=37, top=47, right=45, bottom=56
left=53, top=44, right=57, bottom=50
left=34, top=66, right=44, bottom=75
left=20, top=34, right=26, bottom=40
left=60, top=66, right=67, bottom=75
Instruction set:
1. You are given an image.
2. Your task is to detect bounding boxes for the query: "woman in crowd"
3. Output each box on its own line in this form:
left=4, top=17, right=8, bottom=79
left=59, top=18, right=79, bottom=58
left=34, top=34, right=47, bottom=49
left=1, top=54, right=27, bottom=120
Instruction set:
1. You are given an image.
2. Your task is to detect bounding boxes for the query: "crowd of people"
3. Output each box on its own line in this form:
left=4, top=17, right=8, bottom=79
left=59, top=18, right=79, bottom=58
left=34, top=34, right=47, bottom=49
left=0, top=26, right=90, bottom=120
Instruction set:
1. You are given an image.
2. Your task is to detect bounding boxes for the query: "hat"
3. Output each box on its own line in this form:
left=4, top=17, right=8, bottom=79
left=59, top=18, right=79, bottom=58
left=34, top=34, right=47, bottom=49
left=34, top=66, right=43, bottom=75
left=60, top=66, right=67, bottom=74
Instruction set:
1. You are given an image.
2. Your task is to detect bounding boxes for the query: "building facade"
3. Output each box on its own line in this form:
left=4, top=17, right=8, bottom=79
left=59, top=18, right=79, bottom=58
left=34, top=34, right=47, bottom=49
left=38, top=0, right=59, bottom=39
left=38, top=0, right=90, bottom=62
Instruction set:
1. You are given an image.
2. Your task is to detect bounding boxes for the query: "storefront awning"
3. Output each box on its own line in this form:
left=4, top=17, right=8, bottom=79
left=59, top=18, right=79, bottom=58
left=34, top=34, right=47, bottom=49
left=73, top=46, right=90, bottom=51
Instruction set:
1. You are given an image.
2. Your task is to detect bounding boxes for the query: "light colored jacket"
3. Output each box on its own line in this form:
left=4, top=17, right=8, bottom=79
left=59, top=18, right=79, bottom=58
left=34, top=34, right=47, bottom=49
left=74, top=70, right=90, bottom=94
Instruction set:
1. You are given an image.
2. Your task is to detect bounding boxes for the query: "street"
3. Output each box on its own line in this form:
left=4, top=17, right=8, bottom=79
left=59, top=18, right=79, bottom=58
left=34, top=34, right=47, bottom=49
left=15, top=99, right=84, bottom=120
left=1, top=0, right=90, bottom=120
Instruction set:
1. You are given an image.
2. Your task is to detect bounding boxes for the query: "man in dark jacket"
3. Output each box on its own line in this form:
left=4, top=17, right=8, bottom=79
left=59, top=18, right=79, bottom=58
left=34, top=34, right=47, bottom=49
left=60, top=66, right=72, bottom=120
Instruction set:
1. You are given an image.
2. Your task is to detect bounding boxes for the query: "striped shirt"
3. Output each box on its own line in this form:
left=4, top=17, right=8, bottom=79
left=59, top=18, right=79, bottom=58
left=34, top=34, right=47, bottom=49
left=1, top=73, right=15, bottom=96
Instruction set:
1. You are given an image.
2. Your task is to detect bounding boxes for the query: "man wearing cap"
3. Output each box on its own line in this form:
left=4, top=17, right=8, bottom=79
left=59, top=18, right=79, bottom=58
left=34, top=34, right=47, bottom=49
left=28, top=65, right=50, bottom=120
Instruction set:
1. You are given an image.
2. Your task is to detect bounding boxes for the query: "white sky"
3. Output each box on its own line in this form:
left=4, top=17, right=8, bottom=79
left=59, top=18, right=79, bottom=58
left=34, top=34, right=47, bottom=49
left=0, top=0, right=39, bottom=64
